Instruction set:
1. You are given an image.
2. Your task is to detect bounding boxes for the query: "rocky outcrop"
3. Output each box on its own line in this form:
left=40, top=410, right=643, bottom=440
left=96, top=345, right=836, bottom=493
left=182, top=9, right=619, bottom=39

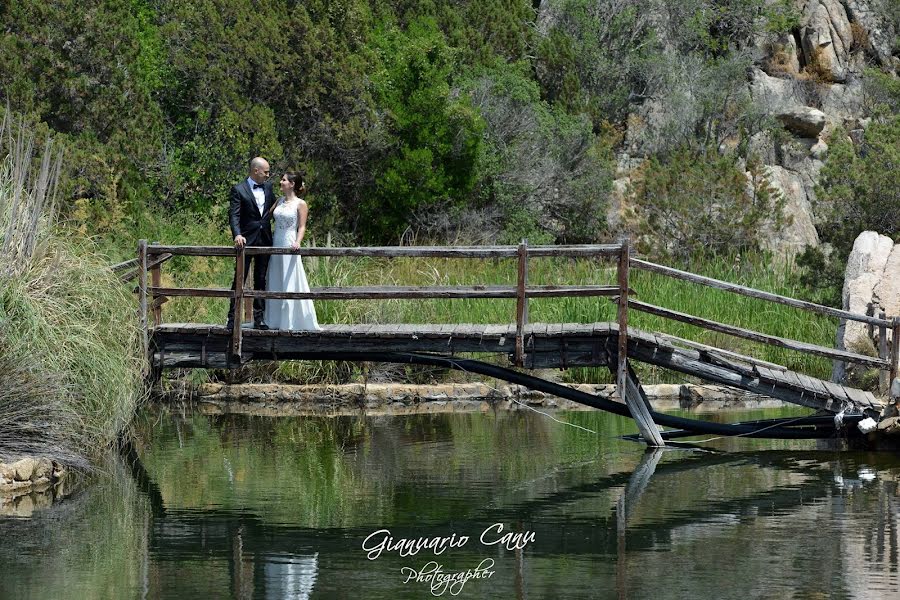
left=761, top=165, right=820, bottom=258
left=605, top=0, right=896, bottom=258
left=845, top=0, right=900, bottom=69
left=834, top=232, right=898, bottom=381
left=777, top=106, right=828, bottom=137
left=801, top=0, right=857, bottom=82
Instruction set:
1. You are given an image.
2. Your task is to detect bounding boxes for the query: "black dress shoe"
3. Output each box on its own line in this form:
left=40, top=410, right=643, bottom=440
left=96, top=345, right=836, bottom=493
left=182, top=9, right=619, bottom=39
left=254, top=321, right=270, bottom=330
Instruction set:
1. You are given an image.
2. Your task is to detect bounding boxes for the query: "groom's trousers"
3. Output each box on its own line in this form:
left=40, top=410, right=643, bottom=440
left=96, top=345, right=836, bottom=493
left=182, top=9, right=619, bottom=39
left=227, top=253, right=270, bottom=325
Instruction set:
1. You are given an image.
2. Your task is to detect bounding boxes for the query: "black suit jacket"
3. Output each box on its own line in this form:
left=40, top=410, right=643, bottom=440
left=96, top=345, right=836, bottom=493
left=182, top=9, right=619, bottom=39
left=228, top=180, right=276, bottom=246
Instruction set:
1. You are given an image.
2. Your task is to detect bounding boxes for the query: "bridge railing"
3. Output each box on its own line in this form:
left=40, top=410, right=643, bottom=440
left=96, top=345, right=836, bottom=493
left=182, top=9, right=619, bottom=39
left=118, top=239, right=897, bottom=392
left=129, top=240, right=630, bottom=371
left=629, top=258, right=900, bottom=391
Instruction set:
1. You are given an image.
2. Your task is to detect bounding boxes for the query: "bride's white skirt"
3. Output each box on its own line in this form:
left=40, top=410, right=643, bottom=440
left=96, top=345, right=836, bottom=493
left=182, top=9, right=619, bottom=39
left=264, top=254, right=320, bottom=331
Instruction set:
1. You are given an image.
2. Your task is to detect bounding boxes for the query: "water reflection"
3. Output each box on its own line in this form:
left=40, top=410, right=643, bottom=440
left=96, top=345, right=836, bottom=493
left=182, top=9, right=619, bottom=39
left=1, top=409, right=899, bottom=599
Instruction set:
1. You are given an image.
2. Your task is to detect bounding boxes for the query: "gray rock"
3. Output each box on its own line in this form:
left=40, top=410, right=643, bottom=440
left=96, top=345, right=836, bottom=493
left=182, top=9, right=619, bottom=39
left=748, top=130, right=778, bottom=165
left=873, top=244, right=900, bottom=323
left=607, top=176, right=630, bottom=231
left=821, top=79, right=865, bottom=119
left=810, top=139, right=829, bottom=159
left=777, top=107, right=827, bottom=137
left=33, top=458, right=52, bottom=481
left=838, top=231, right=894, bottom=355
left=845, top=0, right=899, bottom=70
left=801, top=0, right=854, bottom=82
left=751, top=68, right=803, bottom=113
left=761, top=165, right=821, bottom=259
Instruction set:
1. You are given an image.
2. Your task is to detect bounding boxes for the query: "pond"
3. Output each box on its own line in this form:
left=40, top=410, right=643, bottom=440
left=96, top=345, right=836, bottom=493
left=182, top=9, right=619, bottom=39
left=2, top=407, right=900, bottom=599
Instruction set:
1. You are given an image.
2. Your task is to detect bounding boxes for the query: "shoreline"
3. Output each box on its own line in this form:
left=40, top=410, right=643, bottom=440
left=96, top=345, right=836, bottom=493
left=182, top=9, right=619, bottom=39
left=0, top=458, right=72, bottom=517
left=156, top=381, right=789, bottom=417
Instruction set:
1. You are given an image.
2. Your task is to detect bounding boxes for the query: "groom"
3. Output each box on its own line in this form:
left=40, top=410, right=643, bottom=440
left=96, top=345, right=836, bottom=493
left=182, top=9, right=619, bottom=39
left=226, top=156, right=276, bottom=330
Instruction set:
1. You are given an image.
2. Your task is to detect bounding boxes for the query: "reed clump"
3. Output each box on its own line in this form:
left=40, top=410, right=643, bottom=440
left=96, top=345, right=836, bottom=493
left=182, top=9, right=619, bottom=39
left=0, top=112, right=145, bottom=469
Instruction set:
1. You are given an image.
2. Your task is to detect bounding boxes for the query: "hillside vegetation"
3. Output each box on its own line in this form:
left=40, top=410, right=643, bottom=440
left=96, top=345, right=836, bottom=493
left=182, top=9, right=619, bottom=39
left=2, top=0, right=895, bottom=266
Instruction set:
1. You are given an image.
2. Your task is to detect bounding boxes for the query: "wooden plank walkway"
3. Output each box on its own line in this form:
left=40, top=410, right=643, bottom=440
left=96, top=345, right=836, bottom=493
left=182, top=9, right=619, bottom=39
left=151, top=322, right=882, bottom=415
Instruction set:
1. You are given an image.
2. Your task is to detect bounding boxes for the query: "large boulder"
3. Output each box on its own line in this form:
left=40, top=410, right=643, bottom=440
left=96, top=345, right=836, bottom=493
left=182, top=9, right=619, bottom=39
left=750, top=68, right=804, bottom=114
left=776, top=107, right=827, bottom=138
left=821, top=79, right=865, bottom=119
left=874, top=245, right=900, bottom=321
left=835, top=232, right=897, bottom=381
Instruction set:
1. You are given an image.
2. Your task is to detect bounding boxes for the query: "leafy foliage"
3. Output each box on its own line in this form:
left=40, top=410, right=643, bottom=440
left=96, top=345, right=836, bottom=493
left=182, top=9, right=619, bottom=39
left=0, top=0, right=815, bottom=247
left=364, top=19, right=483, bottom=240
left=798, top=69, right=900, bottom=305
left=628, top=148, right=784, bottom=260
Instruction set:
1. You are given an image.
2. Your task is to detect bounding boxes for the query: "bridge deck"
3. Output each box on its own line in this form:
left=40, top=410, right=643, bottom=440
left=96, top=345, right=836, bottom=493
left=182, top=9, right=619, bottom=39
left=151, top=322, right=882, bottom=415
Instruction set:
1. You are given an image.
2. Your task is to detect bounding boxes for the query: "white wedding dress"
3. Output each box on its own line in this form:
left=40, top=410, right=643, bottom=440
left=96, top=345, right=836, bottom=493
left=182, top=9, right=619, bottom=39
left=265, top=197, right=321, bottom=330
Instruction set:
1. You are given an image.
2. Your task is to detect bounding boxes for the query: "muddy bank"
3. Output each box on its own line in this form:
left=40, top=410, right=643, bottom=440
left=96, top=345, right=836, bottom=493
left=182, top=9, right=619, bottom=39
left=158, top=382, right=787, bottom=417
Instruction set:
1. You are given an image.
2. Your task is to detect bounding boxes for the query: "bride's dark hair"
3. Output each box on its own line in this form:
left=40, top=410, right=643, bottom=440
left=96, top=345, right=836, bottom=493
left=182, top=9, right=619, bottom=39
left=285, top=170, right=306, bottom=196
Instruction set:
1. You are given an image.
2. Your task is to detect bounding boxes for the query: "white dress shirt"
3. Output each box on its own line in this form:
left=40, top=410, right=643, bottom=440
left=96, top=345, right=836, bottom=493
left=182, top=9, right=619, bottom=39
left=247, top=177, right=266, bottom=214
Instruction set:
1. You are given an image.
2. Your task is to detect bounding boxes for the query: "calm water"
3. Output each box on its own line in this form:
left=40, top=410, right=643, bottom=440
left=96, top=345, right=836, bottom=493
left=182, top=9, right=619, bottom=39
left=2, top=407, right=900, bottom=599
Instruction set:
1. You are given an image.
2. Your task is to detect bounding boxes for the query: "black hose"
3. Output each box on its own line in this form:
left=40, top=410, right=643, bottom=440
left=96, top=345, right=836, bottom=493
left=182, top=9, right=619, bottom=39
left=276, top=351, right=855, bottom=440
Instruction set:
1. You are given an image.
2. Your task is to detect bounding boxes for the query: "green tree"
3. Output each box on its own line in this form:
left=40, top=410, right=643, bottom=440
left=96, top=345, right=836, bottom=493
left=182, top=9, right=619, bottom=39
left=461, top=62, right=614, bottom=244
left=363, top=18, right=483, bottom=240
left=0, top=0, right=166, bottom=232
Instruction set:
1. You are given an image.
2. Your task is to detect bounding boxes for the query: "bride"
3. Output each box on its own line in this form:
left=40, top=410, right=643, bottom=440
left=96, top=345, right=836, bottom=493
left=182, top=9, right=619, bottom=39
left=264, top=171, right=320, bottom=331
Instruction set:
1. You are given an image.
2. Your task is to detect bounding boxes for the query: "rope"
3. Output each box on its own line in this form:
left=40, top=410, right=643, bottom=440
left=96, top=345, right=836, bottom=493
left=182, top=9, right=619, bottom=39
left=446, top=355, right=602, bottom=435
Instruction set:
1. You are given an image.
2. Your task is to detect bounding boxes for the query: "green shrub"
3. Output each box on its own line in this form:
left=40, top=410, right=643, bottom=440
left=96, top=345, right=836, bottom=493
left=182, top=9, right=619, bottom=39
left=362, top=18, right=483, bottom=240
left=799, top=117, right=900, bottom=305
left=627, top=148, right=784, bottom=261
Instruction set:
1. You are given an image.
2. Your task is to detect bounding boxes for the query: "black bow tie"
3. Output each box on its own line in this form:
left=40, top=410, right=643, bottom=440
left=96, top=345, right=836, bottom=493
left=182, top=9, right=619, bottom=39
left=253, top=183, right=265, bottom=190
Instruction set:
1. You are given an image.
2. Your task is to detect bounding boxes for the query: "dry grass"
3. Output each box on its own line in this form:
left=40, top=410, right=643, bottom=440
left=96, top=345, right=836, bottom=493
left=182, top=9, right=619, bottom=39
left=850, top=21, right=869, bottom=54
left=800, top=45, right=836, bottom=84
left=765, top=42, right=797, bottom=76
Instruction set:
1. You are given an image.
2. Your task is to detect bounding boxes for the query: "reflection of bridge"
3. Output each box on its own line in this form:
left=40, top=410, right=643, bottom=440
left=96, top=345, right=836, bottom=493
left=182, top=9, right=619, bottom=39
left=116, top=240, right=899, bottom=444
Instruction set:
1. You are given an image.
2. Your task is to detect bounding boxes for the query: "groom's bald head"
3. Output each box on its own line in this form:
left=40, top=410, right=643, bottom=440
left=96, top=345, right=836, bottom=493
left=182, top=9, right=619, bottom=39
left=249, top=157, right=270, bottom=183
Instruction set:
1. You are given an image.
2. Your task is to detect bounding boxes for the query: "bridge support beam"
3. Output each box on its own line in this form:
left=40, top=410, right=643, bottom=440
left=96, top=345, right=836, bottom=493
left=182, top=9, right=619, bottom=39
left=622, top=363, right=665, bottom=447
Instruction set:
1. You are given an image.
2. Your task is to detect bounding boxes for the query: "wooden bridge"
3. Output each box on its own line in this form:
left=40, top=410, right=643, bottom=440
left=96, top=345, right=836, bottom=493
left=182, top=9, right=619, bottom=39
left=115, top=240, right=900, bottom=445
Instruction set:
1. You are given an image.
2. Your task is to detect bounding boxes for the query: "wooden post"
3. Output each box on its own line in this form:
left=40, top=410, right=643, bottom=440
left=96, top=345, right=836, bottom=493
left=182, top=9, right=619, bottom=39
left=150, top=244, right=162, bottom=327
left=326, top=231, right=332, bottom=270
left=138, top=239, right=149, bottom=362
left=879, top=311, right=888, bottom=392
left=242, top=248, right=253, bottom=324
left=232, top=245, right=245, bottom=359
left=515, top=239, right=529, bottom=367
left=616, top=239, right=630, bottom=396
left=891, top=317, right=900, bottom=386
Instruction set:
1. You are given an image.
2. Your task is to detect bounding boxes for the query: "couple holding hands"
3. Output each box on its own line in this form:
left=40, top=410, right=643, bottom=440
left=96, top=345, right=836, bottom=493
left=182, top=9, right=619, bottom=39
left=226, top=156, right=320, bottom=332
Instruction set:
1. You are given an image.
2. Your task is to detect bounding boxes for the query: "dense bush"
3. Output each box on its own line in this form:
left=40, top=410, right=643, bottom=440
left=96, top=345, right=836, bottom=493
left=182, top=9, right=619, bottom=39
left=627, top=148, right=784, bottom=260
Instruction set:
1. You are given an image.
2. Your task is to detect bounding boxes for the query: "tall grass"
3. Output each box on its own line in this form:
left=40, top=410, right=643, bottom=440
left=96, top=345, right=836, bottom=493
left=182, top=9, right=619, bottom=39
left=0, top=113, right=145, bottom=468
